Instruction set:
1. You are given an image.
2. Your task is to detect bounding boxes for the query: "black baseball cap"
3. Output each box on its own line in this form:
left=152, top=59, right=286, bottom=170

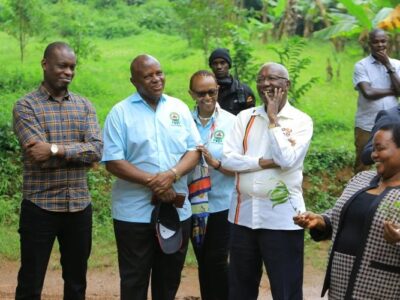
left=151, top=202, right=182, bottom=254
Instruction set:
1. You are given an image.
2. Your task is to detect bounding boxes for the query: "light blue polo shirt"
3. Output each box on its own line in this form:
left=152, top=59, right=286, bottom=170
left=102, top=93, right=201, bottom=223
left=192, top=107, right=236, bottom=213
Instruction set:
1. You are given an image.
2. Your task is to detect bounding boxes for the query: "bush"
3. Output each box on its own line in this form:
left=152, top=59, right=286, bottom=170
left=0, top=123, right=22, bottom=225
left=303, top=148, right=354, bottom=213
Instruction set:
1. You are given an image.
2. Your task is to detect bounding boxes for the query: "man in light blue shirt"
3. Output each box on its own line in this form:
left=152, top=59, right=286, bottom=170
left=102, top=54, right=200, bottom=300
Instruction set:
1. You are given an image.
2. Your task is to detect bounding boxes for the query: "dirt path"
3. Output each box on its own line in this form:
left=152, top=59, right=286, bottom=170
left=0, top=258, right=327, bottom=300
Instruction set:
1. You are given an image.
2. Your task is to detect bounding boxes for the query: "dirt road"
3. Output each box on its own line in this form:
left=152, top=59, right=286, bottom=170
left=0, top=258, right=327, bottom=300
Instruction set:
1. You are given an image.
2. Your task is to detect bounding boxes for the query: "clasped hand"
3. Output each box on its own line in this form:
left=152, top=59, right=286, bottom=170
left=147, top=171, right=176, bottom=202
left=24, top=140, right=51, bottom=163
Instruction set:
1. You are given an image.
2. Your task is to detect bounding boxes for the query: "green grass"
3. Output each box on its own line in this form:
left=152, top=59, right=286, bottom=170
left=0, top=30, right=362, bottom=267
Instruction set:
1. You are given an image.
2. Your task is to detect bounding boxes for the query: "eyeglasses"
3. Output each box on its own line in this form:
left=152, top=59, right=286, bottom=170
left=191, top=88, right=218, bottom=98
left=256, top=75, right=288, bottom=84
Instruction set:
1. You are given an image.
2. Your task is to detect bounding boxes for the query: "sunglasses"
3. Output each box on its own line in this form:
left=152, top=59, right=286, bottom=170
left=191, top=88, right=218, bottom=98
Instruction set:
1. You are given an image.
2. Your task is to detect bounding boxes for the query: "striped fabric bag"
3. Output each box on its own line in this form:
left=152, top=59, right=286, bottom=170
left=188, top=155, right=211, bottom=248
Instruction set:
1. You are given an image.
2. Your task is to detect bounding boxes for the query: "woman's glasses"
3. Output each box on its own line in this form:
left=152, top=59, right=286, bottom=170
left=191, top=88, right=218, bottom=98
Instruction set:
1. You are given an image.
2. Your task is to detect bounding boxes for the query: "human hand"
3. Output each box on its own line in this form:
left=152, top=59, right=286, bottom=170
left=383, top=221, right=400, bottom=245
left=24, top=140, right=51, bottom=162
left=374, top=50, right=390, bottom=66
left=196, top=145, right=219, bottom=168
left=156, top=188, right=177, bottom=204
left=293, top=212, right=326, bottom=230
left=264, top=88, right=284, bottom=125
left=147, top=171, right=175, bottom=194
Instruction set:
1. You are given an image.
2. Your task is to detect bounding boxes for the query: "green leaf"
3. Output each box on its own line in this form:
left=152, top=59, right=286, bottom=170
left=338, top=0, right=372, bottom=30
left=272, top=0, right=286, bottom=18
left=372, top=7, right=394, bottom=28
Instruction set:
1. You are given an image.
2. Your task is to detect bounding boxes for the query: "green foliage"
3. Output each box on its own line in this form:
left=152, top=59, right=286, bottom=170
left=303, top=148, right=354, bottom=213
left=227, top=25, right=258, bottom=83
left=313, top=119, right=349, bottom=135
left=136, top=0, right=178, bottom=33
left=50, top=1, right=100, bottom=61
left=269, top=38, right=319, bottom=105
left=0, top=123, right=22, bottom=226
left=1, top=0, right=45, bottom=63
left=313, top=1, right=394, bottom=41
left=304, top=148, right=354, bottom=174
left=0, top=69, right=38, bottom=94
left=173, top=0, right=237, bottom=62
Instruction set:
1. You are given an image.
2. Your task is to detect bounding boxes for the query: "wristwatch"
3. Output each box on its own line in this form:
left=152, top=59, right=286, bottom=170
left=387, top=67, right=396, bottom=74
left=50, top=144, right=59, bottom=156
left=268, top=123, right=277, bottom=129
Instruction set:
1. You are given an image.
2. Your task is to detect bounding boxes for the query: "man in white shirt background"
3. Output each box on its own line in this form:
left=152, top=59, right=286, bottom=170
left=353, top=28, right=400, bottom=173
left=222, top=62, right=313, bottom=300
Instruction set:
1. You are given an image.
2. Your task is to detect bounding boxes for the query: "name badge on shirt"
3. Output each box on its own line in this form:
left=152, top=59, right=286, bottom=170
left=170, top=112, right=182, bottom=127
left=211, top=130, right=225, bottom=144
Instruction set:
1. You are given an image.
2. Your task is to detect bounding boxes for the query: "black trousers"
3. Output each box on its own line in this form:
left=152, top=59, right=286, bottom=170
left=191, top=209, right=230, bottom=300
left=229, top=224, right=304, bottom=300
left=15, top=199, right=92, bottom=300
left=113, top=217, right=191, bottom=300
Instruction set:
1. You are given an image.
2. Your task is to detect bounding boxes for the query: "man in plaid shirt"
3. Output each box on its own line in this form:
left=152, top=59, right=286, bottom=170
left=12, top=42, right=103, bottom=300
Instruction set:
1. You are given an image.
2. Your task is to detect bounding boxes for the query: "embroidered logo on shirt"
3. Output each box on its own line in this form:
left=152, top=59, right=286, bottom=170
left=170, top=112, right=181, bottom=126
left=212, top=130, right=225, bottom=143
left=282, top=127, right=296, bottom=146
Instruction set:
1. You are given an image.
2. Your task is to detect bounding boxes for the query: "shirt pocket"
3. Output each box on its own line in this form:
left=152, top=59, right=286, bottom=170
left=165, top=126, right=188, bottom=155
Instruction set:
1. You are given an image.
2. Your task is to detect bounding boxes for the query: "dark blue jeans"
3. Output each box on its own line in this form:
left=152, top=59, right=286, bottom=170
left=191, top=209, right=230, bottom=300
left=16, top=199, right=92, bottom=300
left=113, top=217, right=191, bottom=300
left=229, top=224, right=304, bottom=300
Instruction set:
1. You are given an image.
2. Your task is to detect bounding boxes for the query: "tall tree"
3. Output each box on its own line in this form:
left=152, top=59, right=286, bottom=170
left=2, top=0, right=43, bottom=63
left=173, top=0, right=240, bottom=64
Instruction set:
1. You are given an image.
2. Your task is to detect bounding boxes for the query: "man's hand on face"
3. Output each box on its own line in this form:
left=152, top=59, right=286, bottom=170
left=147, top=171, right=175, bottom=195
left=24, top=140, right=52, bottom=162
left=374, top=50, right=390, bottom=67
left=264, top=87, right=284, bottom=124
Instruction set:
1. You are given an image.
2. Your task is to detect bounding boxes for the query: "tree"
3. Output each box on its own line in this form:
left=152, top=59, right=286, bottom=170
left=173, top=0, right=240, bottom=64
left=269, top=38, right=319, bottom=105
left=313, top=0, right=396, bottom=52
left=2, top=0, right=44, bottom=63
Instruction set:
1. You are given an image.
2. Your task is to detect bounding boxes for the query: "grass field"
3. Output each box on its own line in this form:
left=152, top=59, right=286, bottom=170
left=1, top=31, right=363, bottom=150
left=0, top=30, right=365, bottom=266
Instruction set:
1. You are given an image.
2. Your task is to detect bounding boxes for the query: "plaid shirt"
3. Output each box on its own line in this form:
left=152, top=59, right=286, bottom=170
left=13, top=85, right=103, bottom=212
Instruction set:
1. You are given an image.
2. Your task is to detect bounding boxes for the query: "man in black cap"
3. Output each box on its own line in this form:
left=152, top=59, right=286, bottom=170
left=209, top=48, right=256, bottom=115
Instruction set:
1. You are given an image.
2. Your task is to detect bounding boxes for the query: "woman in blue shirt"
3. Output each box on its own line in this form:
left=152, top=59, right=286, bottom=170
left=189, top=70, right=236, bottom=300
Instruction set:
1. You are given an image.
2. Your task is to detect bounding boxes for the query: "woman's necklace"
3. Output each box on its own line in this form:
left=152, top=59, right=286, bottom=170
left=199, top=115, right=212, bottom=121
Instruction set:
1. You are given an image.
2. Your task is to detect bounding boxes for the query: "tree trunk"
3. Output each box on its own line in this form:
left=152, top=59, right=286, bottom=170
left=261, top=0, right=269, bottom=43
left=277, top=0, right=298, bottom=40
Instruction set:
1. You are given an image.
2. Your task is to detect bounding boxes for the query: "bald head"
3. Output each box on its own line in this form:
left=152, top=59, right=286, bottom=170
left=130, top=54, right=160, bottom=78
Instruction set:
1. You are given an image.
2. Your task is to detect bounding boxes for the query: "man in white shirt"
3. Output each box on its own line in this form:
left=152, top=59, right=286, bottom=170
left=222, top=62, right=313, bottom=300
left=353, top=29, right=400, bottom=173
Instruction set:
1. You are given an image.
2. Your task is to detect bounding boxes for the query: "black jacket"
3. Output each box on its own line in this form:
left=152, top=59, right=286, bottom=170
left=217, top=76, right=255, bottom=115
left=361, top=106, right=400, bottom=165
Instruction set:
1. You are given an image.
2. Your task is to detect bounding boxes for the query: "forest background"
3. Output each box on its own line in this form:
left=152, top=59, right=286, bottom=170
left=0, top=0, right=399, bottom=269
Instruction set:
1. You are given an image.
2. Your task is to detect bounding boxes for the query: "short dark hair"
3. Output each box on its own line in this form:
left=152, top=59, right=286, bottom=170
left=379, top=123, right=400, bottom=148
left=368, top=28, right=387, bottom=42
left=43, top=42, right=74, bottom=59
left=189, top=70, right=217, bottom=90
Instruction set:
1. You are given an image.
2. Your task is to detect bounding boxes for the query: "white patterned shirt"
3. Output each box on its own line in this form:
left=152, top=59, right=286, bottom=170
left=222, top=102, right=313, bottom=230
